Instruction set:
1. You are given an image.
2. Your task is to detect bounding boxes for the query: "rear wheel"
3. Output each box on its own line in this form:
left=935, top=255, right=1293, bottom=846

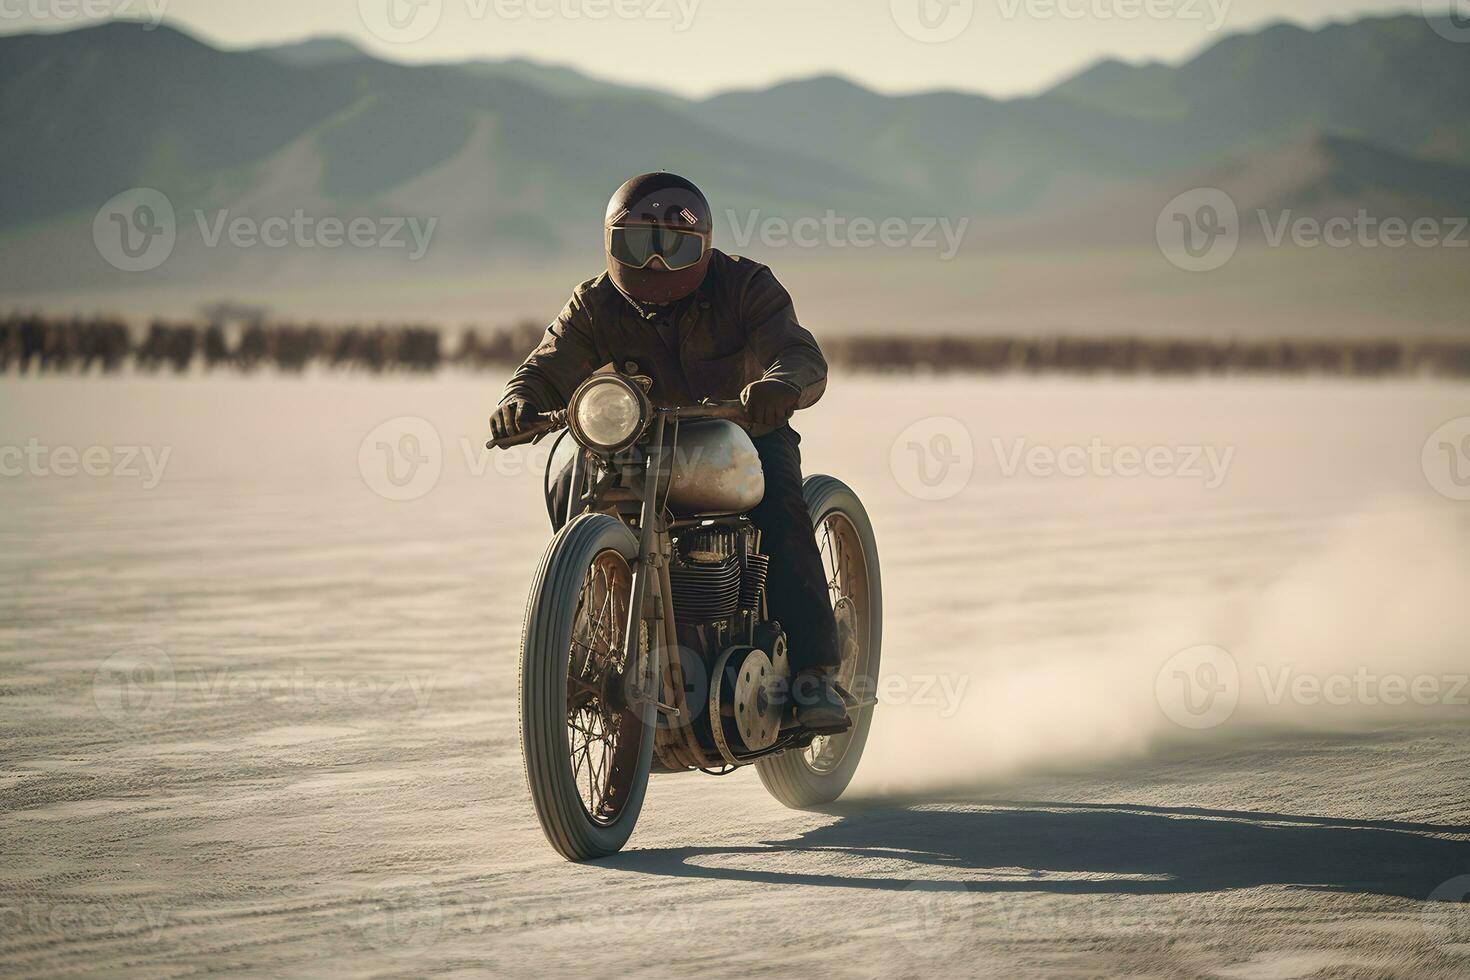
left=757, top=476, right=882, bottom=808
left=520, top=514, right=654, bottom=860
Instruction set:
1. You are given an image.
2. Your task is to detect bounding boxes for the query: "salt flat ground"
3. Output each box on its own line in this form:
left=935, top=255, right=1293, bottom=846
left=2, top=374, right=1468, bottom=979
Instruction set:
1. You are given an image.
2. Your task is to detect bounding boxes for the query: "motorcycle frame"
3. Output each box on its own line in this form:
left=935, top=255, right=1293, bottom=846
left=559, top=404, right=813, bottom=773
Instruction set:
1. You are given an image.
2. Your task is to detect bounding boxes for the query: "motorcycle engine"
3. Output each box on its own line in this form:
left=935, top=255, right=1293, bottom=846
left=668, top=525, right=769, bottom=628
left=664, top=523, right=794, bottom=762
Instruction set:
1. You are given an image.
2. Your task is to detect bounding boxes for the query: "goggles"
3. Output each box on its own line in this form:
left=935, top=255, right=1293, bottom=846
left=607, top=225, right=709, bottom=272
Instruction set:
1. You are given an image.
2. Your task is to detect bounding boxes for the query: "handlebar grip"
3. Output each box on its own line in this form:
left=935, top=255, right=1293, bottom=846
left=674, top=401, right=749, bottom=422
left=485, top=417, right=561, bottom=451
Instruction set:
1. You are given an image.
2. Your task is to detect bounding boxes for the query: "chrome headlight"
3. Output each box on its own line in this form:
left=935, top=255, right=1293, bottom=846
left=568, top=375, right=649, bottom=453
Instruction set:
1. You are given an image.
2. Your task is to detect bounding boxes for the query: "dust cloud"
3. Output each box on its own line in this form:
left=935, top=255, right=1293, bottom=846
left=853, top=501, right=1470, bottom=797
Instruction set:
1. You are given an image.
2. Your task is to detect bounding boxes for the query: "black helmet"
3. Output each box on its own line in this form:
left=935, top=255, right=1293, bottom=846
left=604, top=172, right=713, bottom=304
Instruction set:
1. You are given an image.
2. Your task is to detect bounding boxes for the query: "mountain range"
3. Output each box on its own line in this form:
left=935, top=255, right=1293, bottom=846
left=1, top=14, right=1466, bottom=330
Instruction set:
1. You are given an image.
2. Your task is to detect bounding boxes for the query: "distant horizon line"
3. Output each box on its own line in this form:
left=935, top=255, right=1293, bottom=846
left=0, top=10, right=1445, bottom=104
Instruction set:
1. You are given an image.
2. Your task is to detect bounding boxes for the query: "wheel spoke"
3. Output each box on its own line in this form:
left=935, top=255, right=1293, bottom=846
left=563, top=549, right=639, bottom=825
left=805, top=513, right=866, bottom=774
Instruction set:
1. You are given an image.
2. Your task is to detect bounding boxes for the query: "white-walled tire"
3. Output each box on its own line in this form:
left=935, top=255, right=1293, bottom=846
left=520, top=513, right=654, bottom=860
left=757, top=476, right=882, bottom=808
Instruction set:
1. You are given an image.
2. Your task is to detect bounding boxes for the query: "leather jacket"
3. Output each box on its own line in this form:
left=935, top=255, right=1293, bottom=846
left=501, top=249, right=827, bottom=434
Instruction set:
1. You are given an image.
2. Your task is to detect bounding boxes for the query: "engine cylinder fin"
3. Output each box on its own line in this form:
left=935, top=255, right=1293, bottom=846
left=739, top=552, right=770, bottom=611
left=669, top=553, right=742, bottom=626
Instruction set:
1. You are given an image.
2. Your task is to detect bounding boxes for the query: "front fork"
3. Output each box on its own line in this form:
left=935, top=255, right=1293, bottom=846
left=620, top=415, right=673, bottom=717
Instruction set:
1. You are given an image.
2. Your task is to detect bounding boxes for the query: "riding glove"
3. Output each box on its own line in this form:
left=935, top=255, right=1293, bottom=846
left=741, top=378, right=801, bottom=429
left=490, top=395, right=542, bottom=442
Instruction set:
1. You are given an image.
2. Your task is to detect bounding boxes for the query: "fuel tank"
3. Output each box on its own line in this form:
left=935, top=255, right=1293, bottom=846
left=664, top=420, right=765, bottom=516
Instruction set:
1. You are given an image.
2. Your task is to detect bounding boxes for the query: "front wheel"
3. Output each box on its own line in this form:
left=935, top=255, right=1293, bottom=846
left=520, top=513, right=654, bottom=860
left=757, top=475, right=882, bottom=808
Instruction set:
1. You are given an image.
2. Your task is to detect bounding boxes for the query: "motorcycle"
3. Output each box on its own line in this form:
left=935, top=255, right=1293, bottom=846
left=487, top=371, right=882, bottom=861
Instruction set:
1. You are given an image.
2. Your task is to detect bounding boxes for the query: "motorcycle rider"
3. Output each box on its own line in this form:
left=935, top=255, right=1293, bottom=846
left=489, top=171, right=849, bottom=733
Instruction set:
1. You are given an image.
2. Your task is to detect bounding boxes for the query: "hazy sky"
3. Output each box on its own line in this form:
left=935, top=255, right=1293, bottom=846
left=1, top=0, right=1459, bottom=96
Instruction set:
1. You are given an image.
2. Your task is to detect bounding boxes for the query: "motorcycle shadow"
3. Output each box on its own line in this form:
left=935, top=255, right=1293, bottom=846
left=600, top=800, right=1470, bottom=903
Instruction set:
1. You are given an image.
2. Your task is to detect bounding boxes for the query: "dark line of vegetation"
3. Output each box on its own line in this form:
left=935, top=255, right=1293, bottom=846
left=4, top=314, right=1469, bottom=378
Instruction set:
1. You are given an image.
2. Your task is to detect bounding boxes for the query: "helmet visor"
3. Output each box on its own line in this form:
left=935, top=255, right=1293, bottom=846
left=608, top=226, right=708, bottom=272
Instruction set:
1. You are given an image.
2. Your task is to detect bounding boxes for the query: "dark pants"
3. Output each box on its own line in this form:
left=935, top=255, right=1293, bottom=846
left=546, top=426, right=839, bottom=674
left=747, top=427, right=840, bottom=673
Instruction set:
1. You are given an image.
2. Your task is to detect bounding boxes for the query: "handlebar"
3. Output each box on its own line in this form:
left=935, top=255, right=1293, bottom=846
left=485, top=400, right=748, bottom=451
left=666, top=401, right=747, bottom=423
left=485, top=410, right=566, bottom=450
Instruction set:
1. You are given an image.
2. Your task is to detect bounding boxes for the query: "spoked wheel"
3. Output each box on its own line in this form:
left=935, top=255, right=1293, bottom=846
left=757, top=476, right=882, bottom=808
left=521, top=514, right=654, bottom=860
